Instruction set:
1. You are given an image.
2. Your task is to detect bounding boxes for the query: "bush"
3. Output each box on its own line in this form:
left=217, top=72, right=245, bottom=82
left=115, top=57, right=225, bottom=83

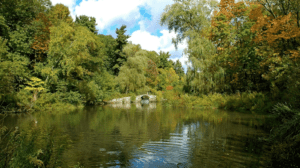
left=266, top=103, right=300, bottom=168
left=32, top=92, right=79, bottom=113
left=218, top=92, right=274, bottom=113
left=62, top=91, right=82, bottom=105
left=270, top=103, right=300, bottom=141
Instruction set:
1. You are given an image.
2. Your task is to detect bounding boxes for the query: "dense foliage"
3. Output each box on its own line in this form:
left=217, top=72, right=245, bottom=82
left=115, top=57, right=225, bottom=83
left=0, top=0, right=185, bottom=112
left=1, top=0, right=300, bottom=167
left=161, top=0, right=300, bottom=167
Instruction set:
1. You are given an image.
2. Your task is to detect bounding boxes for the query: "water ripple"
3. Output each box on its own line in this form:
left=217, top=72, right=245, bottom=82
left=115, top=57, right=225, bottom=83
left=129, top=125, right=192, bottom=167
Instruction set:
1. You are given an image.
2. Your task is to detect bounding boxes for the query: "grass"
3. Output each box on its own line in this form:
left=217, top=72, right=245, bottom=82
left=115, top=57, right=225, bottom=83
left=160, top=90, right=275, bottom=113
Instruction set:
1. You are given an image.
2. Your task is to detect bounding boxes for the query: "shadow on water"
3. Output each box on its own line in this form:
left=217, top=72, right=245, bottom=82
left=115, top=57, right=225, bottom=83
left=1, top=104, right=271, bottom=167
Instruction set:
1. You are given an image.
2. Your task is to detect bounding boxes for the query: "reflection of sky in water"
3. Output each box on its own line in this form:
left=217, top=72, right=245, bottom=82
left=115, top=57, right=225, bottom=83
left=127, top=121, right=207, bottom=168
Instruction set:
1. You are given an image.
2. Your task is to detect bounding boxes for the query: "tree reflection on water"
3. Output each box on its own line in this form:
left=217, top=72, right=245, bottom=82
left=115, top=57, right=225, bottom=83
left=1, top=104, right=270, bottom=167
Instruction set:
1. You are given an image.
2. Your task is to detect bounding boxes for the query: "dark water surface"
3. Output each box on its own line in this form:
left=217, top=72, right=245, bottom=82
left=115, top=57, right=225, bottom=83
left=1, top=103, right=271, bottom=167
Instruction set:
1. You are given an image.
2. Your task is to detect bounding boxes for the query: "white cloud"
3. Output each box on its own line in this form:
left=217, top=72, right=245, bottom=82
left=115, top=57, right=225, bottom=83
left=129, top=29, right=180, bottom=53
left=129, top=30, right=160, bottom=51
left=50, top=0, right=191, bottom=72
left=51, top=0, right=175, bottom=33
left=74, top=0, right=147, bottom=30
left=50, top=0, right=175, bottom=35
left=129, top=29, right=190, bottom=72
left=50, top=0, right=76, bottom=7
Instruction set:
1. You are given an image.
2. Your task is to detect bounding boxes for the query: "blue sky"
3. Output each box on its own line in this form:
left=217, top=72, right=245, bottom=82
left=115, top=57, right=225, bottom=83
left=50, top=0, right=190, bottom=72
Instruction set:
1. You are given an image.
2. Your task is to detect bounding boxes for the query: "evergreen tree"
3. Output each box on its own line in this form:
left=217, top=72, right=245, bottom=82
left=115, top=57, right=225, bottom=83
left=112, top=25, right=130, bottom=75
left=158, top=51, right=172, bottom=69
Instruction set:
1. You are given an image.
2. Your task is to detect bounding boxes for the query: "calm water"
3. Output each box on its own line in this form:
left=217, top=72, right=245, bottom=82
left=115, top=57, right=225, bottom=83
left=1, top=103, right=271, bottom=167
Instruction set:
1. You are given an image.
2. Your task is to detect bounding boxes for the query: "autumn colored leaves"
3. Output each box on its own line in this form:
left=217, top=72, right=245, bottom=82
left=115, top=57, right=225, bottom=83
left=209, top=0, right=300, bottom=94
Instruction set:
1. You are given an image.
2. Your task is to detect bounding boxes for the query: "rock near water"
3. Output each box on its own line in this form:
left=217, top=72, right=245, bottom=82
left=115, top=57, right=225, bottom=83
left=107, top=94, right=156, bottom=104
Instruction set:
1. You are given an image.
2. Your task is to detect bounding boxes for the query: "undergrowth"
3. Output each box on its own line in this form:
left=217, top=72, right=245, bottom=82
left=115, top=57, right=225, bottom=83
left=0, top=120, right=72, bottom=167
left=161, top=91, right=275, bottom=113
left=266, top=103, right=300, bottom=168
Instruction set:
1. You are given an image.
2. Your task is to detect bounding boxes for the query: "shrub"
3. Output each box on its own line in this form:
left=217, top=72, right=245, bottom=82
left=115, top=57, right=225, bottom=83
left=270, top=103, right=300, bottom=141
left=32, top=92, right=79, bottom=113
left=266, top=103, right=300, bottom=167
left=62, top=91, right=82, bottom=105
left=218, top=92, right=274, bottom=113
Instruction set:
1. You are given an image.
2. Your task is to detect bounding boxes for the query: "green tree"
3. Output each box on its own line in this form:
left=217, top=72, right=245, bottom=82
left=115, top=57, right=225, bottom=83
left=40, top=22, right=104, bottom=91
left=0, top=15, right=9, bottom=38
left=112, top=25, right=130, bottom=75
left=0, top=37, right=30, bottom=108
left=117, top=56, right=148, bottom=94
left=158, top=51, right=173, bottom=69
left=155, top=67, right=180, bottom=91
left=75, top=15, right=97, bottom=34
left=160, top=0, right=218, bottom=49
left=161, top=0, right=224, bottom=94
left=146, top=50, right=160, bottom=65
left=183, top=66, right=194, bottom=93
left=116, top=45, right=149, bottom=93
left=0, top=0, right=51, bottom=32
left=49, top=3, right=73, bottom=26
left=173, top=60, right=184, bottom=79
left=122, top=42, right=142, bottom=59
left=0, top=0, right=53, bottom=110
left=98, top=34, right=117, bottom=74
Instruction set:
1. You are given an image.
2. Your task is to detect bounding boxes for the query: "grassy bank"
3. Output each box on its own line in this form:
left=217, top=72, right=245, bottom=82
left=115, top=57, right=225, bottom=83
left=158, top=90, right=275, bottom=113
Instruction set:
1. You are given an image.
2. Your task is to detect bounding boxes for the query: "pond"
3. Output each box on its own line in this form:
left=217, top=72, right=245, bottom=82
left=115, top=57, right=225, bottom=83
left=1, top=103, right=271, bottom=167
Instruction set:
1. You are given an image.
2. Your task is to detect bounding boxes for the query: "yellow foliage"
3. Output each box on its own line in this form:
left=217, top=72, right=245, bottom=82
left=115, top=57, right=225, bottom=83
left=25, top=77, right=45, bottom=92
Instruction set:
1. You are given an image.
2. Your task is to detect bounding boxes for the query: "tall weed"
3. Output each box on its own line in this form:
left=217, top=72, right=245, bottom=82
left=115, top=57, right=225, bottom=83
left=0, top=122, right=71, bottom=167
left=267, top=103, right=300, bottom=168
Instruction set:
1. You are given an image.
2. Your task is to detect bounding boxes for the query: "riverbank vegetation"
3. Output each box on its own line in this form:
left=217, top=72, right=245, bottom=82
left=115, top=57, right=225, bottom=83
left=159, top=0, right=300, bottom=167
left=1, top=0, right=300, bottom=167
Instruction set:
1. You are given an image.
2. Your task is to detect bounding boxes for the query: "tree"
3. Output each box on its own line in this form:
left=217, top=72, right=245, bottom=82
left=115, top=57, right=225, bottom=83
left=0, top=0, right=51, bottom=32
left=122, top=42, right=141, bottom=58
left=49, top=3, right=73, bottom=26
left=158, top=51, right=173, bottom=69
left=0, top=15, right=9, bottom=38
left=173, top=60, right=184, bottom=79
left=116, top=43, right=149, bottom=93
left=0, top=0, right=52, bottom=110
left=146, top=59, right=159, bottom=88
left=0, top=37, right=30, bottom=107
left=98, top=34, right=117, bottom=74
left=31, top=12, right=52, bottom=62
left=146, top=50, right=160, bottom=65
left=155, top=68, right=179, bottom=91
left=250, top=0, right=300, bottom=99
left=160, top=0, right=221, bottom=94
left=75, top=15, right=97, bottom=34
left=160, top=0, right=218, bottom=49
left=41, top=22, right=104, bottom=89
left=117, top=56, right=148, bottom=94
left=183, top=66, right=194, bottom=93
left=208, top=0, right=268, bottom=92
left=112, top=25, right=130, bottom=75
